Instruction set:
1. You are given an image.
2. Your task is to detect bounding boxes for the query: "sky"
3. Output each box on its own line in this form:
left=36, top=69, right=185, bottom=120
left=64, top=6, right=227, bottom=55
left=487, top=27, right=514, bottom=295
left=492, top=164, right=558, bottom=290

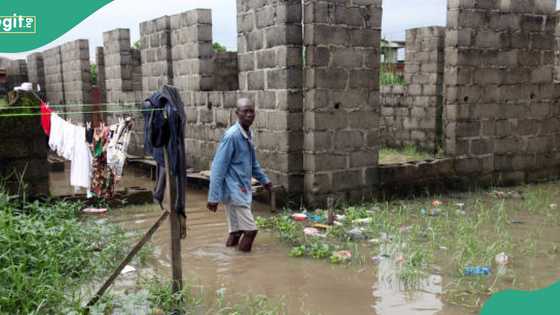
left=1, top=0, right=558, bottom=61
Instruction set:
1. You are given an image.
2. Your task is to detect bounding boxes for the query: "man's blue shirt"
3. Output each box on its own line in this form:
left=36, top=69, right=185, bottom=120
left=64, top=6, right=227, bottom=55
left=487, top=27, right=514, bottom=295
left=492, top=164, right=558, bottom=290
left=208, top=122, right=269, bottom=206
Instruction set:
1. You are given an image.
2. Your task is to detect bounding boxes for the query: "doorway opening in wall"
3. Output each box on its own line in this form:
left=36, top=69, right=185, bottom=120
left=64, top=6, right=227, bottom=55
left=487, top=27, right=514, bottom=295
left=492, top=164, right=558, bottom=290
left=379, top=0, right=447, bottom=165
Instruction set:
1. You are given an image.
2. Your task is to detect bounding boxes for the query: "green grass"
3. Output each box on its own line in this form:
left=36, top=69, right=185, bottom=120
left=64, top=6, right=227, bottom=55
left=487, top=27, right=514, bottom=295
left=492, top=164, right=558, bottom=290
left=0, top=191, right=129, bottom=314
left=0, top=97, right=7, bottom=108
left=258, top=182, right=560, bottom=310
left=380, top=63, right=405, bottom=86
left=379, top=145, right=437, bottom=164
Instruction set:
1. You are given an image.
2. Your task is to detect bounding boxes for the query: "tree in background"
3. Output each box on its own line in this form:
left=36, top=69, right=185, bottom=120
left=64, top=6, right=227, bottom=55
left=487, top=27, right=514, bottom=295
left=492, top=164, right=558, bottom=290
left=213, top=42, right=227, bottom=53
left=133, top=40, right=141, bottom=49
left=90, top=64, right=97, bottom=86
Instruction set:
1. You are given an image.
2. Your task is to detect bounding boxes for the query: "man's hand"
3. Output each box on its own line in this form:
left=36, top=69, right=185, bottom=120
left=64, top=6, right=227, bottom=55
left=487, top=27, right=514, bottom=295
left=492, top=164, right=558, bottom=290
left=264, top=182, right=273, bottom=192
left=207, top=202, right=219, bottom=212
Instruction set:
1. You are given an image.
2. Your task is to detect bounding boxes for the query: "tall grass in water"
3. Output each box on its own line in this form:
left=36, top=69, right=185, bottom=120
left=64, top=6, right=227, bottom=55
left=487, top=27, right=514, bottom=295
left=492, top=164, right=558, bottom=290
left=0, top=191, right=128, bottom=314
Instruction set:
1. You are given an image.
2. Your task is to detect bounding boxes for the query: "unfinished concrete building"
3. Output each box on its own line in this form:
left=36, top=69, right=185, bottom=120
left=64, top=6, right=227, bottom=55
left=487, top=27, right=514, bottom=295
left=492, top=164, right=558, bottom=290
left=5, top=0, right=560, bottom=205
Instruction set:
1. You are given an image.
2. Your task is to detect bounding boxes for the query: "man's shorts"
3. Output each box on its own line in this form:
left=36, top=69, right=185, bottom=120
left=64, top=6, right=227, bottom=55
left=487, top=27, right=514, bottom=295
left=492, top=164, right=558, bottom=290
left=225, top=203, right=257, bottom=233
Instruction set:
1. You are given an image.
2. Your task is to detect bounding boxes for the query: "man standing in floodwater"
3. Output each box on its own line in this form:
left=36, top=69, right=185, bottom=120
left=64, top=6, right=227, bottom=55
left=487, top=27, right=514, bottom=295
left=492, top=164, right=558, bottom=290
left=207, top=98, right=272, bottom=252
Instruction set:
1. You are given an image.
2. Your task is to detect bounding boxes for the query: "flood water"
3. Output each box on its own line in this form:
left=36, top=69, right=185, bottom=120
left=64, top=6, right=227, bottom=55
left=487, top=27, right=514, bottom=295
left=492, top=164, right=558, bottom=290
left=50, top=166, right=560, bottom=315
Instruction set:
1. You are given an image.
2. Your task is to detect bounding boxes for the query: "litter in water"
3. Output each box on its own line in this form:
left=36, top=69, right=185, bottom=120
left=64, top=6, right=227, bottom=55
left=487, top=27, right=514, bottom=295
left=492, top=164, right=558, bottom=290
left=348, top=227, right=366, bottom=241
left=332, top=250, right=352, bottom=261
left=352, top=218, right=372, bottom=225
left=495, top=252, right=509, bottom=265
left=121, top=265, right=136, bottom=274
left=304, top=227, right=325, bottom=238
left=292, top=213, right=307, bottom=221
left=82, top=207, right=108, bottom=214
left=464, top=266, right=491, bottom=276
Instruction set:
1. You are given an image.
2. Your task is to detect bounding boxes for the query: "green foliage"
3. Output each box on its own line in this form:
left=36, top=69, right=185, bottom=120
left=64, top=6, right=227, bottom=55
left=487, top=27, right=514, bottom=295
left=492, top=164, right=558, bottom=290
left=213, top=42, right=227, bottom=53
left=133, top=40, right=141, bottom=49
left=289, top=245, right=306, bottom=257
left=380, top=63, right=405, bottom=86
left=0, top=191, right=128, bottom=314
left=90, top=63, right=97, bottom=85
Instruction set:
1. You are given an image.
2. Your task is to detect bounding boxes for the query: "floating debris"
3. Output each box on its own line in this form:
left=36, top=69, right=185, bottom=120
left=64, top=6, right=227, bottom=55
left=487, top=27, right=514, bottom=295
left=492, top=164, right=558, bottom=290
left=348, top=227, right=366, bottom=241
left=464, top=266, right=491, bottom=276
left=495, top=252, right=509, bottom=265
left=304, top=227, right=325, bottom=238
left=82, top=207, right=108, bottom=214
left=421, top=208, right=440, bottom=216
left=312, top=223, right=330, bottom=230
left=292, top=213, right=307, bottom=221
left=120, top=265, right=136, bottom=274
left=490, top=190, right=523, bottom=200
left=335, top=214, right=346, bottom=221
left=352, top=218, right=372, bottom=225
left=332, top=250, right=352, bottom=260
left=432, top=200, right=443, bottom=207
left=371, top=255, right=385, bottom=264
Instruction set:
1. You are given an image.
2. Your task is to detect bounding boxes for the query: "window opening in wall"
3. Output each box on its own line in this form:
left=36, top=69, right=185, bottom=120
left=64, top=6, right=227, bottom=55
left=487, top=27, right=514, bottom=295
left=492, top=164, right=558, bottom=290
left=379, top=0, right=447, bottom=165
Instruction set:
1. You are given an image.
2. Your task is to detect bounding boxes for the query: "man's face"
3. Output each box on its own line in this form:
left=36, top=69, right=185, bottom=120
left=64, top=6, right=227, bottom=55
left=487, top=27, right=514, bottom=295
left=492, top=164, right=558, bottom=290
left=236, top=103, right=255, bottom=128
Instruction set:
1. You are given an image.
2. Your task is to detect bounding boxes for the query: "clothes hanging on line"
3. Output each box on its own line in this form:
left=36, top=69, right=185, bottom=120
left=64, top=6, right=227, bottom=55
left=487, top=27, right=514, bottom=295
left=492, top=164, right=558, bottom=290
left=48, top=112, right=65, bottom=156
left=45, top=105, right=134, bottom=196
left=39, top=101, right=52, bottom=136
left=88, top=123, right=115, bottom=199
left=107, top=118, right=134, bottom=178
left=70, top=125, right=92, bottom=190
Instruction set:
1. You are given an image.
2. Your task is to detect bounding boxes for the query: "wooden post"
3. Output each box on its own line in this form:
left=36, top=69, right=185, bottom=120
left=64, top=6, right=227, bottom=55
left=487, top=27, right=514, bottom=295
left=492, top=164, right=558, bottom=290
left=163, top=148, right=183, bottom=294
left=327, top=196, right=335, bottom=225
left=85, top=210, right=169, bottom=309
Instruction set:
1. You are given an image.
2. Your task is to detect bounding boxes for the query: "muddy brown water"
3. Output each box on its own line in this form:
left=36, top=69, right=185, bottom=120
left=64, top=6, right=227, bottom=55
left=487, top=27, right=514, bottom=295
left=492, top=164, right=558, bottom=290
left=50, top=167, right=559, bottom=315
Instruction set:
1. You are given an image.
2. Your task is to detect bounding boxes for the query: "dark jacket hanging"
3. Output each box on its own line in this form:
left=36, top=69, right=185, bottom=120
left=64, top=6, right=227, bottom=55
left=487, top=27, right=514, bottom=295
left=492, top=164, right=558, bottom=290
left=143, top=85, right=187, bottom=217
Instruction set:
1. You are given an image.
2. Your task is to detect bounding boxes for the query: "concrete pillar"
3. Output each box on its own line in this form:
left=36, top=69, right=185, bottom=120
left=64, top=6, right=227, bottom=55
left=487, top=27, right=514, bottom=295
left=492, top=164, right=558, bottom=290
left=43, top=46, right=65, bottom=104
left=26, top=52, right=45, bottom=90
left=95, top=46, right=107, bottom=103
left=171, top=9, right=214, bottom=96
left=61, top=39, right=91, bottom=105
left=303, top=0, right=382, bottom=206
left=140, top=15, right=173, bottom=98
left=103, top=28, right=143, bottom=103
left=237, top=0, right=305, bottom=196
left=403, top=26, right=445, bottom=151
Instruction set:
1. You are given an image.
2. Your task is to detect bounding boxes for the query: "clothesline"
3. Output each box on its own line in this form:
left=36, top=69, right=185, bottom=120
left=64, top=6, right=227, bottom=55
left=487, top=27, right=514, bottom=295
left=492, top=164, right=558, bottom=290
left=0, top=108, right=164, bottom=118
left=5, top=102, right=140, bottom=110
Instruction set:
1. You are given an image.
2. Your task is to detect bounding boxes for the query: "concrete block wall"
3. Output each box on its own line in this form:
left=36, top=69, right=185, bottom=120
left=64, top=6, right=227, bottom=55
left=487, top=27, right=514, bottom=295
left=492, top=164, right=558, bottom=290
left=60, top=40, right=91, bottom=105
left=237, top=0, right=305, bottom=194
left=445, top=0, right=560, bottom=183
left=96, top=47, right=107, bottom=103
left=6, top=59, right=28, bottom=91
left=213, top=51, right=239, bottom=90
left=171, top=9, right=214, bottom=97
left=380, top=85, right=408, bottom=147
left=103, top=28, right=143, bottom=104
left=184, top=90, right=239, bottom=170
left=404, top=27, right=445, bottom=150
left=43, top=46, right=65, bottom=104
left=140, top=15, right=174, bottom=98
left=303, top=0, right=382, bottom=205
left=0, top=95, right=49, bottom=196
left=26, top=53, right=45, bottom=90
left=380, top=26, right=445, bottom=152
